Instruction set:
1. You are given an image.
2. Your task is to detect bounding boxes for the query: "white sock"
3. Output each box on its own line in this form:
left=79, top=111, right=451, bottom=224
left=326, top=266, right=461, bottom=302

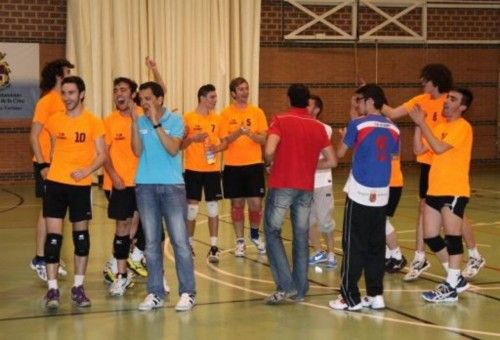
left=210, top=236, right=218, bottom=247
left=188, top=237, right=193, bottom=246
left=74, top=275, right=85, bottom=287
left=236, top=237, right=244, bottom=244
left=328, top=252, right=335, bottom=261
left=130, top=246, right=143, bottom=261
left=392, top=247, right=402, bottom=260
left=468, top=247, right=481, bottom=259
left=442, top=262, right=449, bottom=273
left=414, top=251, right=425, bottom=262
left=48, top=279, right=58, bottom=290
left=446, top=268, right=460, bottom=288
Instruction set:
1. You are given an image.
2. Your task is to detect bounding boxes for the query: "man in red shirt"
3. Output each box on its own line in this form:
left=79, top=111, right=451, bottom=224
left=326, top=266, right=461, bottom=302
left=264, top=84, right=337, bottom=304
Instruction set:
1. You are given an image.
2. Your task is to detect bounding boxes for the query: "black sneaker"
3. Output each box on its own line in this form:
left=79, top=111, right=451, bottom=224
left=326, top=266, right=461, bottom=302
left=207, top=246, right=220, bottom=263
left=385, top=256, right=407, bottom=273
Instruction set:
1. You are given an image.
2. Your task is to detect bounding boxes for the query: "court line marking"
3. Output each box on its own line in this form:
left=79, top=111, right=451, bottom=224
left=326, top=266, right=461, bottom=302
left=164, top=240, right=500, bottom=338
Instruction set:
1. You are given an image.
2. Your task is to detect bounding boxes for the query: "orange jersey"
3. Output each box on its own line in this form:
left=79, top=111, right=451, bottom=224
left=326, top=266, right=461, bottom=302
left=183, top=111, right=222, bottom=172
left=45, top=109, right=105, bottom=186
left=102, top=110, right=140, bottom=190
left=32, top=90, right=65, bottom=162
left=389, top=157, right=404, bottom=187
left=427, top=118, right=472, bottom=197
left=403, top=93, right=447, bottom=164
left=219, top=104, right=268, bottom=166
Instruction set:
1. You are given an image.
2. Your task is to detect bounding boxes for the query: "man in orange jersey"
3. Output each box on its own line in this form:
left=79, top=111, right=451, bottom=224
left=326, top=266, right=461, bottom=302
left=29, top=58, right=74, bottom=281
left=383, top=65, right=485, bottom=281
left=182, top=84, right=225, bottom=263
left=103, top=58, right=169, bottom=283
left=219, top=77, right=268, bottom=257
left=42, top=76, right=106, bottom=309
left=383, top=64, right=452, bottom=280
left=102, top=77, right=143, bottom=296
left=410, top=88, right=473, bottom=303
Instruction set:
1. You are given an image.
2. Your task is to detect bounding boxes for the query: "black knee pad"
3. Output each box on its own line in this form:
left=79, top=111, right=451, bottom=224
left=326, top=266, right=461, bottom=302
left=73, top=230, right=90, bottom=256
left=424, top=235, right=446, bottom=253
left=445, top=235, right=464, bottom=255
left=44, top=233, right=63, bottom=264
left=113, top=235, right=131, bottom=260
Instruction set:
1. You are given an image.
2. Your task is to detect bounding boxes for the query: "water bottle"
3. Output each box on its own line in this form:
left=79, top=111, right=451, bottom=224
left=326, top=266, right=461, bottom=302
left=204, top=139, right=215, bottom=165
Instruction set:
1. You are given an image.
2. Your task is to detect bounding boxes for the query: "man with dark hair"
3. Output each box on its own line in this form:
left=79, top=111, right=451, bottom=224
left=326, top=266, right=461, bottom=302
left=43, top=76, right=106, bottom=309
left=29, top=58, right=74, bottom=281
left=306, top=95, right=337, bottom=268
left=219, top=77, right=268, bottom=257
left=181, top=84, right=225, bottom=263
left=132, top=81, right=196, bottom=312
left=264, top=84, right=337, bottom=304
left=383, top=63, right=452, bottom=281
left=383, top=64, right=484, bottom=282
left=102, top=77, right=142, bottom=296
left=409, top=88, right=473, bottom=303
left=330, top=84, right=399, bottom=311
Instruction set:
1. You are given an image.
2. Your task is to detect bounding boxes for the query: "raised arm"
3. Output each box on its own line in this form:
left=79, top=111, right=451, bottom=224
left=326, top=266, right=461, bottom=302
left=145, top=57, right=167, bottom=94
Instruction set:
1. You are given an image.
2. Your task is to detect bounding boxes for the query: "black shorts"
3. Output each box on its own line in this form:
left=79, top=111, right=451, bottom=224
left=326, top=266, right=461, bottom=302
left=386, top=186, right=402, bottom=217
left=43, top=180, right=92, bottom=222
left=33, top=162, right=45, bottom=198
left=419, top=163, right=431, bottom=199
left=108, top=187, right=137, bottom=220
left=425, top=195, right=469, bottom=219
left=184, top=170, right=222, bottom=201
left=222, top=163, right=266, bottom=199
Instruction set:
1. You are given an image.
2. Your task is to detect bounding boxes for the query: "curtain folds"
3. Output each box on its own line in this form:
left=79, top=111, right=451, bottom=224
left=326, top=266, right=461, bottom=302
left=66, top=0, right=261, bottom=117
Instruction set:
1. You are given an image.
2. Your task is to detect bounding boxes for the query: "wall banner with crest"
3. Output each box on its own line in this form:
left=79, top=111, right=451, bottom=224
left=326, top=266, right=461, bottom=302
left=0, top=43, right=39, bottom=119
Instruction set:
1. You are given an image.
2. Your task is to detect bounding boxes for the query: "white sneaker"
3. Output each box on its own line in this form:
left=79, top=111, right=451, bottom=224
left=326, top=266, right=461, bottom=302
left=361, top=295, right=385, bottom=309
left=109, top=274, right=132, bottom=296
left=250, top=237, right=266, bottom=254
left=234, top=242, right=246, bottom=257
left=462, top=256, right=486, bottom=279
left=58, top=260, right=68, bottom=276
left=328, top=295, right=363, bottom=311
left=163, top=276, right=170, bottom=294
left=138, top=293, right=164, bottom=311
left=403, top=259, right=431, bottom=282
left=175, top=293, right=196, bottom=312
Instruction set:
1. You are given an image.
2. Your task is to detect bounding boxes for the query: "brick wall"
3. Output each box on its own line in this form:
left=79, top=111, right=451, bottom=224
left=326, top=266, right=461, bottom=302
left=0, top=0, right=66, bottom=184
left=259, top=0, right=500, bottom=164
left=0, top=0, right=66, bottom=44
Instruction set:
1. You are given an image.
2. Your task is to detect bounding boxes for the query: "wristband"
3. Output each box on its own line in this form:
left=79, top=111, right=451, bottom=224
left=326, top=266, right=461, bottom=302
left=37, top=163, right=50, bottom=171
left=153, top=123, right=162, bottom=129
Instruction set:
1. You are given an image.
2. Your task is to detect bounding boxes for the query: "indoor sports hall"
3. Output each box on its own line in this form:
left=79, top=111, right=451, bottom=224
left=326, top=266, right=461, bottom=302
left=0, top=1, right=498, bottom=339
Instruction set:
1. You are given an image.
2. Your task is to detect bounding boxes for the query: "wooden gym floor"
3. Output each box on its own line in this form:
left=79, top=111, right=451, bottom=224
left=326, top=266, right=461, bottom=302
left=0, top=166, right=499, bottom=340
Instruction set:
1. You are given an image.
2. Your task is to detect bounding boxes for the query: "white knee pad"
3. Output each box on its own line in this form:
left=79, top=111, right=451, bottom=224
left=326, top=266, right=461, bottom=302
left=187, top=204, right=199, bottom=221
left=206, top=201, right=218, bottom=218
left=385, top=218, right=395, bottom=236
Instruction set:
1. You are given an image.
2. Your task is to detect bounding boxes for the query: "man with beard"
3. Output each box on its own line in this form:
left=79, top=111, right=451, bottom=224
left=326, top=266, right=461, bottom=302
left=43, top=76, right=106, bottom=309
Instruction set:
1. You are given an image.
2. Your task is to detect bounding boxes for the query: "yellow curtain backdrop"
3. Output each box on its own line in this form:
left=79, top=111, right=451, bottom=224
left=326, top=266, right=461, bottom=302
left=66, top=0, right=261, bottom=118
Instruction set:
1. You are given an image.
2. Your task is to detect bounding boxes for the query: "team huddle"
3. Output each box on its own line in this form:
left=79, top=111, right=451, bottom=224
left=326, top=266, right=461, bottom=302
left=29, top=58, right=484, bottom=312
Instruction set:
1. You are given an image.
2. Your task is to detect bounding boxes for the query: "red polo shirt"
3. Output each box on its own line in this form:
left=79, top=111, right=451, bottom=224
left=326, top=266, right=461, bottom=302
left=267, top=107, right=331, bottom=191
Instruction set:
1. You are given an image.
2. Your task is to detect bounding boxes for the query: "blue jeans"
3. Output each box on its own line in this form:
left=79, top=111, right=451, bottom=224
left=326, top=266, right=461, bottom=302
left=135, top=184, right=196, bottom=298
left=264, top=188, right=313, bottom=298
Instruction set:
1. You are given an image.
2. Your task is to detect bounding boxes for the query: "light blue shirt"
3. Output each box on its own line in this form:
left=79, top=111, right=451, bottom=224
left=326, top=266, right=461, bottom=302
left=135, top=109, right=185, bottom=184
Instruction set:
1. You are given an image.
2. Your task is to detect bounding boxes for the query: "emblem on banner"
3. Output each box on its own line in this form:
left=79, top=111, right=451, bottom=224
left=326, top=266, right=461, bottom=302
left=0, top=52, right=11, bottom=90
